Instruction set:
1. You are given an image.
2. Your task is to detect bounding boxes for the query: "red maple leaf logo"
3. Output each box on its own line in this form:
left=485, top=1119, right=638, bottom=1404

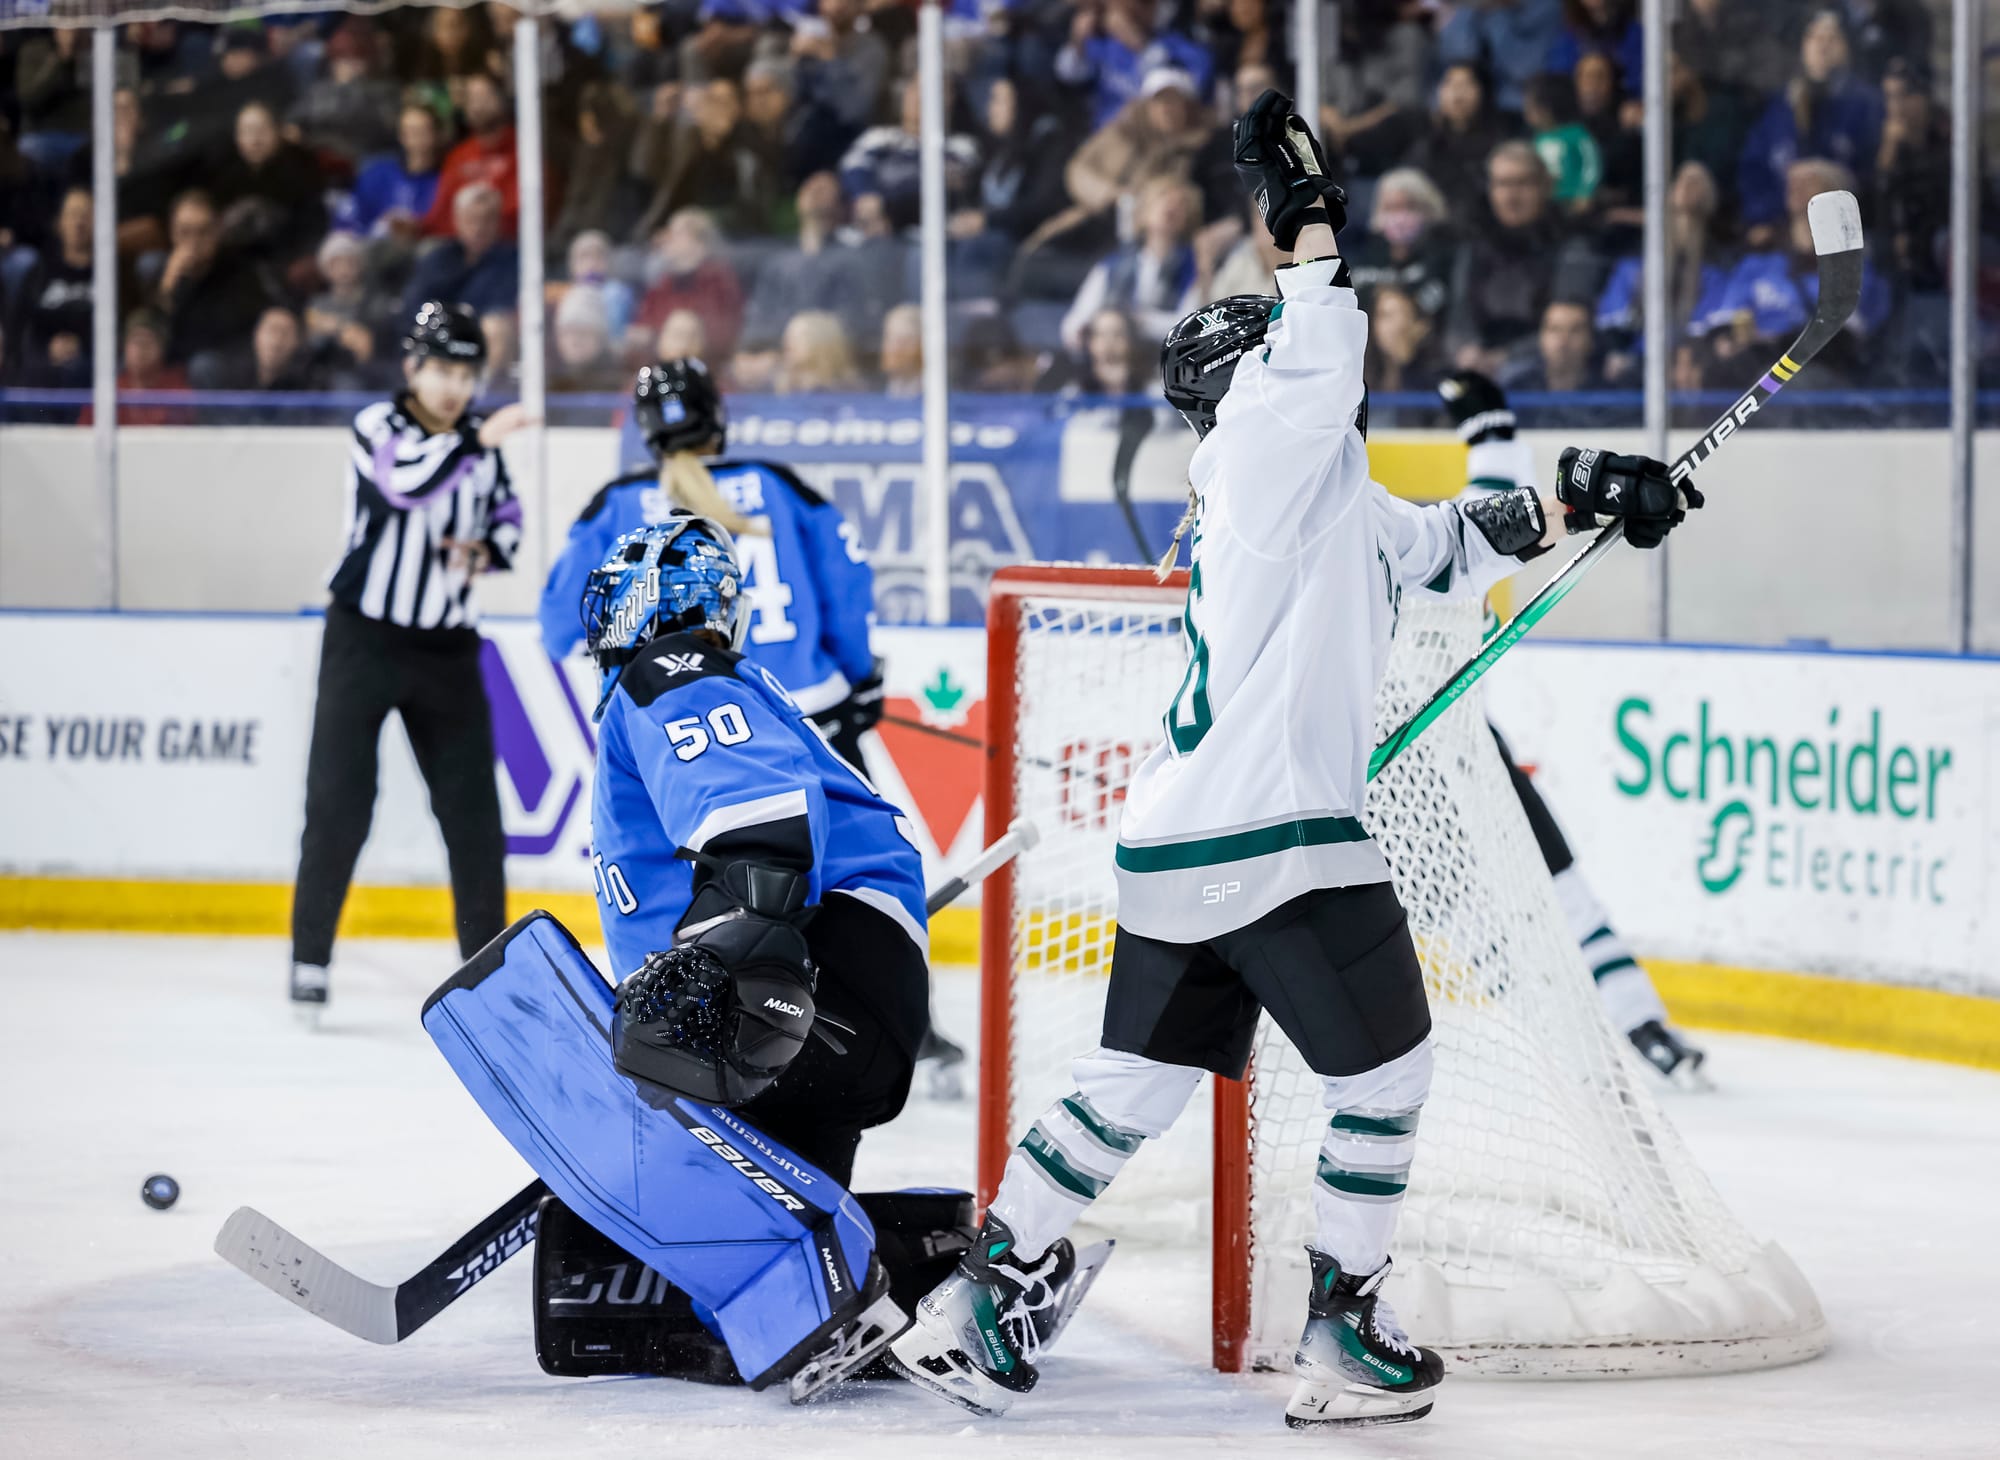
left=875, top=696, right=986, bottom=855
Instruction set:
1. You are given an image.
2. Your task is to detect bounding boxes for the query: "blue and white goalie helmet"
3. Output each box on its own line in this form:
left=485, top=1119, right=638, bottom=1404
left=582, top=516, right=748, bottom=713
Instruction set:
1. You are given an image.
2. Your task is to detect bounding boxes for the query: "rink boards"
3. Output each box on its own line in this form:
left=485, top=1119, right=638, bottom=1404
left=1, top=610, right=1996, bottom=1065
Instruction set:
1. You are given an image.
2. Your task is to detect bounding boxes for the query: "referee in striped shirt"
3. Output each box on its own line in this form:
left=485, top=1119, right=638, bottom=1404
left=289, top=301, right=534, bottom=1020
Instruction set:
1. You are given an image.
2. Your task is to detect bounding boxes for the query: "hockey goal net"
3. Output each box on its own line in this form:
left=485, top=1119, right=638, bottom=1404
left=978, top=564, right=1828, bottom=1378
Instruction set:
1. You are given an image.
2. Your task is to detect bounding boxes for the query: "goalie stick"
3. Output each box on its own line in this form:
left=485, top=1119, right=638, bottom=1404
left=213, top=818, right=1042, bottom=1345
left=1368, top=190, right=1867, bottom=780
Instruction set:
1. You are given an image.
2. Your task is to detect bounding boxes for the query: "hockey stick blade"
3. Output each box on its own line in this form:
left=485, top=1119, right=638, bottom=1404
left=215, top=1179, right=546, bottom=1343
left=1367, top=193, right=1865, bottom=779
left=924, top=816, right=1039, bottom=914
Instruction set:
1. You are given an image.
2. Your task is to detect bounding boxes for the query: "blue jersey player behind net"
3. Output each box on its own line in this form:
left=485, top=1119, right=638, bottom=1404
left=539, top=358, right=885, bottom=767
left=425, top=515, right=983, bottom=1400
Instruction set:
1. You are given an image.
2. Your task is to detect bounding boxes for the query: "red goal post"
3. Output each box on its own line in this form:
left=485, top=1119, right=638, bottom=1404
left=976, top=565, right=1256, bottom=1371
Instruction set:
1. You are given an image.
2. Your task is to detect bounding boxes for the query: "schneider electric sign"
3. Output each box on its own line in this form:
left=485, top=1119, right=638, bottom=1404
left=1487, top=646, right=1997, bottom=997
left=1613, top=700, right=1955, bottom=904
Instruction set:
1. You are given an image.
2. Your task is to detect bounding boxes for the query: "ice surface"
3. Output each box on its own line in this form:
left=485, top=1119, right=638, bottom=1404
left=3, top=931, right=1997, bottom=1459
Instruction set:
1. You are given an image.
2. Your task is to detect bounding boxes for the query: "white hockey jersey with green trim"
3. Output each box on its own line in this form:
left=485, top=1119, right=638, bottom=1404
left=1112, top=258, right=1536, bottom=944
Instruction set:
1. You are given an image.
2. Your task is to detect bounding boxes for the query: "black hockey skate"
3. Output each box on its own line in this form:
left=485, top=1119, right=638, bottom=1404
left=783, top=1256, right=912, bottom=1403
left=1285, top=1251, right=1443, bottom=1429
left=289, top=962, right=329, bottom=1028
left=885, top=1213, right=1112, bottom=1417
left=915, top=1023, right=968, bottom=1101
left=1628, top=1019, right=1712, bottom=1090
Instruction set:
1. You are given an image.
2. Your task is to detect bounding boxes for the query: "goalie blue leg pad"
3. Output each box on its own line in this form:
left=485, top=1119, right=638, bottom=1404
left=421, top=912, right=881, bottom=1389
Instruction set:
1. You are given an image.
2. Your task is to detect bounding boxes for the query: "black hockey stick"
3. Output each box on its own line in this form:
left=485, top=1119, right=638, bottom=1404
left=213, top=1180, right=546, bottom=1344
left=1368, top=190, right=1866, bottom=780
left=213, top=819, right=1040, bottom=1344
left=1110, top=405, right=1158, bottom=564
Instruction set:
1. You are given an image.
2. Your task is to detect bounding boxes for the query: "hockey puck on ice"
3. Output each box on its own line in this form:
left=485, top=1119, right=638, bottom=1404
left=141, top=1174, right=180, bottom=1210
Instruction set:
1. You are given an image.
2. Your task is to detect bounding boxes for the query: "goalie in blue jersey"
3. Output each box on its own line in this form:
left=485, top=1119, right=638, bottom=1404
left=540, top=358, right=970, bottom=1095
left=426, top=516, right=1106, bottom=1400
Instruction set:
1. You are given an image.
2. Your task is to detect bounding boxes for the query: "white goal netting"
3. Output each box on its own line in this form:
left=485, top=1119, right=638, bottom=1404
left=984, top=568, right=1828, bottom=1377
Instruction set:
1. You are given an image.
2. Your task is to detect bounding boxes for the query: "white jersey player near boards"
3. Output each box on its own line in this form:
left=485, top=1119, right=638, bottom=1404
left=1435, top=368, right=1710, bottom=1086
left=888, top=93, right=1703, bottom=1429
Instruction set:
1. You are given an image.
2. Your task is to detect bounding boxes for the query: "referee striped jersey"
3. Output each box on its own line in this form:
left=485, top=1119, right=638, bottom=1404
left=328, top=397, right=522, bottom=630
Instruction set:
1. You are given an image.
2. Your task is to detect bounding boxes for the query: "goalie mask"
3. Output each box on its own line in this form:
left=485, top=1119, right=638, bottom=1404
left=582, top=517, right=748, bottom=719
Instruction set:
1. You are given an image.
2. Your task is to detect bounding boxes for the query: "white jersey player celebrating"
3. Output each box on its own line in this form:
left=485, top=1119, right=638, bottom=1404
left=888, top=92, right=1703, bottom=1430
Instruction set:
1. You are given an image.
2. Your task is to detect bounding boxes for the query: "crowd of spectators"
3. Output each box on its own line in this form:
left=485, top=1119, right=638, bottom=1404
left=0, top=0, right=1968, bottom=416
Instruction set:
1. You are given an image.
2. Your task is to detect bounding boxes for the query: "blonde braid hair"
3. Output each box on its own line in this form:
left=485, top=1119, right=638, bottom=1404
left=1156, top=481, right=1197, bottom=579
left=659, top=451, right=767, bottom=537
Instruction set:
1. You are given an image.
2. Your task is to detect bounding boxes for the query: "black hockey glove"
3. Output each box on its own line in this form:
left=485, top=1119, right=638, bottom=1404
left=1436, top=371, right=1515, bottom=444
left=1233, top=89, right=1348, bottom=250
left=1554, top=447, right=1704, bottom=550
left=811, top=659, right=885, bottom=744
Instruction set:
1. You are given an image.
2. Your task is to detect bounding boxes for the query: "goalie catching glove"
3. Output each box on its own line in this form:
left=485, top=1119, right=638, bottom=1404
left=1554, top=447, right=1702, bottom=549
left=1234, top=88, right=1348, bottom=250
left=613, top=858, right=820, bottom=1106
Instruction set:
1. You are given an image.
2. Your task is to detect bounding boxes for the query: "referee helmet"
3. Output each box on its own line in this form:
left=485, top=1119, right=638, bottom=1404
left=404, top=300, right=488, bottom=367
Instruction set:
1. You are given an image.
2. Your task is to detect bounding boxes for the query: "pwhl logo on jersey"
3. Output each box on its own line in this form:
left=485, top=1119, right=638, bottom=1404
left=1611, top=696, right=1958, bottom=907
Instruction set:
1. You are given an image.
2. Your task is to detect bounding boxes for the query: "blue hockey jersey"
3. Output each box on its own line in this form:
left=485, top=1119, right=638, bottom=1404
left=590, top=631, right=926, bottom=981
left=541, top=461, right=876, bottom=716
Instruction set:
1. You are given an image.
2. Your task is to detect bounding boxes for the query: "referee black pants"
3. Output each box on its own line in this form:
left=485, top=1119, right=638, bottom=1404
left=292, top=606, right=508, bottom=967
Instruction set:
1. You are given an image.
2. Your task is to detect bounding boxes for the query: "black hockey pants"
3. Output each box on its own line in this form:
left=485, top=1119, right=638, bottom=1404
left=291, top=606, right=508, bottom=967
left=736, top=895, right=930, bottom=1188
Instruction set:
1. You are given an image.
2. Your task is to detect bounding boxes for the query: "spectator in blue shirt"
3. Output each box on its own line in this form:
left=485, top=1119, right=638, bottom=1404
left=340, top=104, right=445, bottom=239
left=1593, top=161, right=1733, bottom=383
left=1059, top=175, right=1200, bottom=353
left=1055, top=0, right=1215, bottom=129
left=1737, top=10, right=1883, bottom=238
left=1545, top=0, right=1643, bottom=86
left=1436, top=0, right=1565, bottom=116
left=1703, top=158, right=1891, bottom=386
left=402, top=182, right=520, bottom=320
left=839, top=76, right=982, bottom=232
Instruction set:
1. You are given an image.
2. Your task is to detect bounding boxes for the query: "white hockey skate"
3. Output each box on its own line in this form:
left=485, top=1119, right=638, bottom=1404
left=1285, top=1251, right=1443, bottom=1429
left=886, top=1213, right=1112, bottom=1417
left=289, top=962, right=329, bottom=1030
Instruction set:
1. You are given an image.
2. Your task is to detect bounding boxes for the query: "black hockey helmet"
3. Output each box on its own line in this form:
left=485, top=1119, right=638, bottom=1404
left=404, top=299, right=488, bottom=367
left=1160, top=295, right=1275, bottom=438
left=634, top=358, right=726, bottom=460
